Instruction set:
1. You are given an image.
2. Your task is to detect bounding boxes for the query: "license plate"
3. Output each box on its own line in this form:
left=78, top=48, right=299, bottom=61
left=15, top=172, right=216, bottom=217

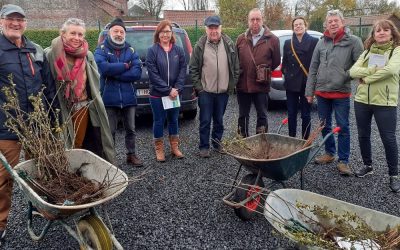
left=137, top=89, right=150, bottom=96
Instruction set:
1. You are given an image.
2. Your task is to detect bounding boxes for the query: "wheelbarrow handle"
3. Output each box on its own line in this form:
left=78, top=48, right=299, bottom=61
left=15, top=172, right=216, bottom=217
left=305, top=126, right=341, bottom=165
left=276, top=118, right=289, bottom=134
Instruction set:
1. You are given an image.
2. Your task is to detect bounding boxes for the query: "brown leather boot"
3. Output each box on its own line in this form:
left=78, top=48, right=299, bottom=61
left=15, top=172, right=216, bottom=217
left=154, top=138, right=165, bottom=162
left=169, top=135, right=184, bottom=159
left=127, top=154, right=143, bottom=167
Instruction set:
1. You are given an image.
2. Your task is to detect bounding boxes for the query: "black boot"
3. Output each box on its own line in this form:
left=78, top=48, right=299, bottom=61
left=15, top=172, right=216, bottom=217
left=390, top=176, right=400, bottom=192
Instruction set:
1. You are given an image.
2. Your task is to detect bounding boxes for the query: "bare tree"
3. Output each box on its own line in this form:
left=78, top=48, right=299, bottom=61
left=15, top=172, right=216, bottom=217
left=179, top=0, right=189, bottom=10
left=189, top=0, right=209, bottom=10
left=137, top=0, right=166, bottom=18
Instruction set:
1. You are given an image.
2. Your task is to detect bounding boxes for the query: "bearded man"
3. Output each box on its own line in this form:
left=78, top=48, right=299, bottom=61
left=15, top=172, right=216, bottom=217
left=94, top=18, right=143, bottom=167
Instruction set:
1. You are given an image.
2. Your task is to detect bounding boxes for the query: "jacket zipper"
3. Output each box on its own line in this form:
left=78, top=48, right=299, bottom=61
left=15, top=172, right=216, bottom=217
left=367, top=84, right=370, bottom=104
left=117, top=55, right=123, bottom=108
left=386, top=85, right=389, bottom=105
left=166, top=51, right=170, bottom=87
left=215, top=44, right=219, bottom=93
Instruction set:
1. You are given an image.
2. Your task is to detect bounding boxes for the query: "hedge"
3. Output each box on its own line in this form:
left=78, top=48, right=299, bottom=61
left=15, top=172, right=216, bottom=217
left=24, top=27, right=247, bottom=51
left=24, top=29, right=101, bottom=52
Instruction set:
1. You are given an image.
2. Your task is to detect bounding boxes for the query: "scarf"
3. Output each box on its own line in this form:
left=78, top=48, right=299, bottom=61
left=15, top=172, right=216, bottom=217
left=370, top=41, right=394, bottom=55
left=324, top=27, right=345, bottom=44
left=52, top=36, right=88, bottom=103
left=106, top=35, right=125, bottom=50
left=292, top=32, right=313, bottom=55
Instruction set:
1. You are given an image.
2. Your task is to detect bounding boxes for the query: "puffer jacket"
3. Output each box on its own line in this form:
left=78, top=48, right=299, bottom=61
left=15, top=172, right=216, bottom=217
left=146, top=43, right=186, bottom=97
left=350, top=45, right=400, bottom=106
left=236, top=27, right=281, bottom=93
left=0, top=34, right=56, bottom=140
left=305, top=28, right=364, bottom=97
left=189, top=33, right=239, bottom=94
left=94, top=37, right=142, bottom=108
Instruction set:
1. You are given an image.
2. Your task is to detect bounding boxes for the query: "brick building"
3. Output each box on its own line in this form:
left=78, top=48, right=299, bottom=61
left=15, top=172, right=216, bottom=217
left=0, top=0, right=128, bottom=29
left=164, top=10, right=215, bottom=27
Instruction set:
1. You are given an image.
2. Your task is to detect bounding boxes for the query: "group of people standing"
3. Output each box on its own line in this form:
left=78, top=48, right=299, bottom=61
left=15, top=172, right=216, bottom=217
left=0, top=2, right=400, bottom=244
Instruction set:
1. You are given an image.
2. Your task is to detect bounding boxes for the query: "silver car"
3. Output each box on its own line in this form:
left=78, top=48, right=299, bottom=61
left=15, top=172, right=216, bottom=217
left=269, top=30, right=323, bottom=102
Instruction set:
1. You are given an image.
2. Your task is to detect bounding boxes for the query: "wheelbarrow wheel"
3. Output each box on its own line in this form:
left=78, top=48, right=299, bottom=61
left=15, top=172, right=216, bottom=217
left=233, top=174, right=265, bottom=220
left=78, top=215, right=113, bottom=250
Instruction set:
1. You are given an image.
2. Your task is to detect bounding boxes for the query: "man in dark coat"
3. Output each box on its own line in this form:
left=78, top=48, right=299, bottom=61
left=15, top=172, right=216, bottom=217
left=0, top=4, right=56, bottom=243
left=95, top=18, right=143, bottom=167
left=236, top=8, right=281, bottom=137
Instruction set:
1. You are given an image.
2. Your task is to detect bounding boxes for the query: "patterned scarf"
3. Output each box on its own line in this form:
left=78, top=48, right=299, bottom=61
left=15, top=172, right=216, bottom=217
left=52, top=36, right=88, bottom=103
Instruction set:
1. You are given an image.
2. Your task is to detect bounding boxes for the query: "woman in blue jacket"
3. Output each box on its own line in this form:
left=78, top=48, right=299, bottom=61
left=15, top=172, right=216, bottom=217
left=282, top=17, right=318, bottom=139
left=146, top=20, right=187, bottom=162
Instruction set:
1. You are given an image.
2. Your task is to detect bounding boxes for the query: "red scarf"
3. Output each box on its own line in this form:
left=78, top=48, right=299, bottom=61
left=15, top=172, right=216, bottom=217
left=323, top=27, right=345, bottom=44
left=52, top=36, right=88, bottom=103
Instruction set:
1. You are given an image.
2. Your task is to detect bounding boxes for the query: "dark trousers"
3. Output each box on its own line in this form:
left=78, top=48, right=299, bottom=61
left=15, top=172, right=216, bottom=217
left=237, top=92, right=268, bottom=137
left=198, top=91, right=229, bottom=150
left=286, top=90, right=311, bottom=139
left=354, top=101, right=398, bottom=176
left=106, top=106, right=136, bottom=155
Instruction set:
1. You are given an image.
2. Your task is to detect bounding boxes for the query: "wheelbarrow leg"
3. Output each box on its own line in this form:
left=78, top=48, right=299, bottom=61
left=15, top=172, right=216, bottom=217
left=27, top=202, right=53, bottom=241
left=229, top=164, right=243, bottom=193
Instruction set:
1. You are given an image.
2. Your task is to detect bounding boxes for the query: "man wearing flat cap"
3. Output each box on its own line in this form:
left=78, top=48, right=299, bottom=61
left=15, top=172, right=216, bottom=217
left=94, top=18, right=144, bottom=167
left=0, top=4, right=56, bottom=244
left=236, top=8, right=280, bottom=137
left=190, top=15, right=239, bottom=158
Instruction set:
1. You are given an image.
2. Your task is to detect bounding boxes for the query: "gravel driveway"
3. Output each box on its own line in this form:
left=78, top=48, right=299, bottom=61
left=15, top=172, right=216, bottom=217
left=3, top=95, right=400, bottom=249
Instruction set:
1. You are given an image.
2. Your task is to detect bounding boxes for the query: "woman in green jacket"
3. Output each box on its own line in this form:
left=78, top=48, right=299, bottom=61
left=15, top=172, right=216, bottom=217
left=349, top=19, right=400, bottom=192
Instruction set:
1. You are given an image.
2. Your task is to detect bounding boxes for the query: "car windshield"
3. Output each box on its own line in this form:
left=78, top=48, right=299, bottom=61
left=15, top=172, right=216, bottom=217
left=125, top=30, right=185, bottom=60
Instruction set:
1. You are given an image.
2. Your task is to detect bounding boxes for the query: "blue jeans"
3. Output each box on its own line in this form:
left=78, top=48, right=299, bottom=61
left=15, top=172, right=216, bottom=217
left=198, top=91, right=229, bottom=150
left=106, top=106, right=136, bottom=154
left=316, top=96, right=350, bottom=163
left=286, top=90, right=311, bottom=139
left=354, top=101, right=398, bottom=176
left=150, top=97, right=180, bottom=139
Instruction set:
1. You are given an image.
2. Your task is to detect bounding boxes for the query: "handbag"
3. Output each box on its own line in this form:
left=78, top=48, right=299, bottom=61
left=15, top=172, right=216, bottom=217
left=290, top=39, right=308, bottom=76
left=247, top=43, right=271, bottom=84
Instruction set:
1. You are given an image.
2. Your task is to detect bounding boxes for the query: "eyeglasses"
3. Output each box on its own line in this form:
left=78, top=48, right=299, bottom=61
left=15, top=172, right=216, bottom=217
left=2, top=17, right=26, bottom=23
left=161, top=30, right=172, bottom=35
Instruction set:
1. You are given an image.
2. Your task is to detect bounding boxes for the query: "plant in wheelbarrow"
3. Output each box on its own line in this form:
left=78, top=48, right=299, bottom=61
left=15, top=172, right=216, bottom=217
left=0, top=76, right=141, bottom=249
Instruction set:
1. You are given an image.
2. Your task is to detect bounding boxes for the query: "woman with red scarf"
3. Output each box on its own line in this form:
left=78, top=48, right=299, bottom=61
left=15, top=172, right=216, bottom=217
left=45, top=18, right=115, bottom=164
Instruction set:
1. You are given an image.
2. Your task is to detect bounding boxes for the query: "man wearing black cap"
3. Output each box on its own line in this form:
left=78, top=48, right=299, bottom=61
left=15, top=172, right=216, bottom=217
left=95, top=18, right=144, bottom=167
left=190, top=15, right=239, bottom=158
left=0, top=4, right=55, bottom=243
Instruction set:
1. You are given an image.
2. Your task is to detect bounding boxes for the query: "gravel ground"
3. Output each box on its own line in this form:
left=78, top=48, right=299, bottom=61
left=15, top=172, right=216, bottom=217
left=2, top=95, right=400, bottom=249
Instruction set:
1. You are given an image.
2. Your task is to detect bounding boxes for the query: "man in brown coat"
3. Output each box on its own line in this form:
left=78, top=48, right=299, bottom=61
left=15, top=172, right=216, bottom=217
left=236, top=8, right=280, bottom=137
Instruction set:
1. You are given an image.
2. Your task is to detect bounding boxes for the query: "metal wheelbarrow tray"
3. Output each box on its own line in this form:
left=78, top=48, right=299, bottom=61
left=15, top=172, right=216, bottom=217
left=264, top=189, right=400, bottom=249
left=1, top=149, right=128, bottom=249
left=222, top=125, right=340, bottom=221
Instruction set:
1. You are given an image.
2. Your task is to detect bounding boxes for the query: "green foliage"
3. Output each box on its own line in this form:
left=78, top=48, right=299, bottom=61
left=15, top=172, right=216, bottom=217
left=216, top=0, right=258, bottom=29
left=24, top=29, right=101, bottom=51
left=184, top=26, right=246, bottom=46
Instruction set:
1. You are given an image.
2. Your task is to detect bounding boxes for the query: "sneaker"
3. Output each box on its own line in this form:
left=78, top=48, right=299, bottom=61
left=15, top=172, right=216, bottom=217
left=199, top=149, right=210, bottom=158
left=337, top=162, right=352, bottom=176
left=354, top=165, right=373, bottom=178
left=390, top=176, right=400, bottom=192
left=314, top=154, right=335, bottom=164
left=126, top=154, right=144, bottom=167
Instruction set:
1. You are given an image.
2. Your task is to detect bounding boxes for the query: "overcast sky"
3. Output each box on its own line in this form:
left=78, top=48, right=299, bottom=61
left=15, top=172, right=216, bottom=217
left=128, top=0, right=399, bottom=11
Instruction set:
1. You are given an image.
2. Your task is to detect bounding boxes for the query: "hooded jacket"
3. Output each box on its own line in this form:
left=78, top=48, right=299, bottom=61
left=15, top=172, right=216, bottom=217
left=0, top=34, right=56, bottom=140
left=305, top=27, right=364, bottom=97
left=236, top=27, right=281, bottom=93
left=94, top=37, right=142, bottom=108
left=350, top=44, right=400, bottom=106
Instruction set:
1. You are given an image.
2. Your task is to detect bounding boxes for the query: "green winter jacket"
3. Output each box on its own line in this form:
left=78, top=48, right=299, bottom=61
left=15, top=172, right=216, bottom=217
left=305, top=28, right=364, bottom=96
left=350, top=44, right=400, bottom=106
left=189, top=33, right=239, bottom=94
